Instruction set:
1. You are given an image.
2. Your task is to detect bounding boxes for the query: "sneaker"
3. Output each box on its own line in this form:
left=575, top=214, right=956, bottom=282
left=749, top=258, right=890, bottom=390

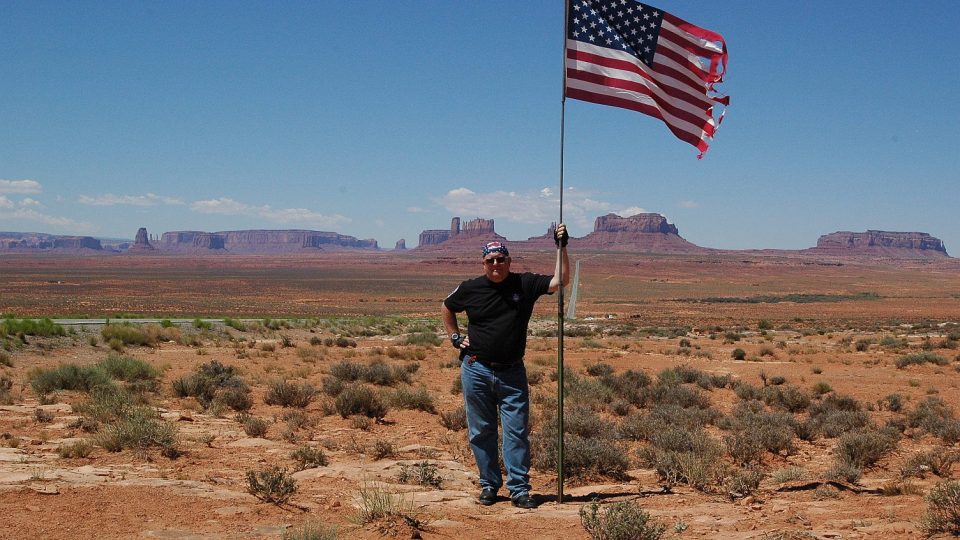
left=478, top=487, right=497, bottom=506
left=511, top=493, right=538, bottom=509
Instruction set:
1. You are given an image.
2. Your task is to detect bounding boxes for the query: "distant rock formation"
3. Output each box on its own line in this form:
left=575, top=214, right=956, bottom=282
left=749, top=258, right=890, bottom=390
left=395, top=239, right=406, bottom=250
left=53, top=236, right=103, bottom=250
left=417, top=217, right=504, bottom=248
left=810, top=231, right=948, bottom=258
left=126, top=227, right=155, bottom=252
left=158, top=229, right=377, bottom=253
left=575, top=213, right=703, bottom=253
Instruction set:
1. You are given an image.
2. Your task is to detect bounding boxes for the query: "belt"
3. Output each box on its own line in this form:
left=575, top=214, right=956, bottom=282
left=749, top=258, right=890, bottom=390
left=462, top=353, right=518, bottom=371
left=477, top=358, right=516, bottom=371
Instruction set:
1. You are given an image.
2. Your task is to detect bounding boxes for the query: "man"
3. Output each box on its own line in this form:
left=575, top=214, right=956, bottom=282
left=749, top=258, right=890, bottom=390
left=441, top=224, right=570, bottom=509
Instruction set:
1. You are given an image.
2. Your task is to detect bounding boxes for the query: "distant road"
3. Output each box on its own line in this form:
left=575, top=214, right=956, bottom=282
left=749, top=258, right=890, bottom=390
left=51, top=318, right=220, bottom=326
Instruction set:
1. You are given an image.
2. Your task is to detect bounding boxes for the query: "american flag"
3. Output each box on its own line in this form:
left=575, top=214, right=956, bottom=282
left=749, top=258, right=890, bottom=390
left=565, top=0, right=729, bottom=157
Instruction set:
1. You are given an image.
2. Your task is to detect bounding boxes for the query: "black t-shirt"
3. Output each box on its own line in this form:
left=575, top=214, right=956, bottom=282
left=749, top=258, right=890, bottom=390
left=443, top=272, right=553, bottom=365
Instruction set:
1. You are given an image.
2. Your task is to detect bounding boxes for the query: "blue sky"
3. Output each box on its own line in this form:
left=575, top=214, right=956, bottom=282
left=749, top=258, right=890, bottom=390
left=2, top=1, right=957, bottom=251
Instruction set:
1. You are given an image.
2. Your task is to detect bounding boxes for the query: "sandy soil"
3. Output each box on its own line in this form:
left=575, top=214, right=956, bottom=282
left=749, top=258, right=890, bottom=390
left=0, top=253, right=958, bottom=539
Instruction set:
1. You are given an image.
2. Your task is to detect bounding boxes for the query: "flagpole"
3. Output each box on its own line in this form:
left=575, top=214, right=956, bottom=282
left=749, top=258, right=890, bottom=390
left=556, top=0, right=569, bottom=506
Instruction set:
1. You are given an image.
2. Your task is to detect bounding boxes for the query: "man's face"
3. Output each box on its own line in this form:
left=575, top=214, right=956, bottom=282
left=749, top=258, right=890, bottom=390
left=482, top=252, right=511, bottom=283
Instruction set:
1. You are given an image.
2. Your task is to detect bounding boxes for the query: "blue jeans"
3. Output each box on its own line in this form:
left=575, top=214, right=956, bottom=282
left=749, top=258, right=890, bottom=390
left=461, top=357, right=531, bottom=498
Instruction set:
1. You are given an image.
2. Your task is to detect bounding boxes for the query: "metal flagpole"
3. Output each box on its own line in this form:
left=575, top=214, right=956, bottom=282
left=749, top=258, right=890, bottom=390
left=556, top=0, right=569, bottom=505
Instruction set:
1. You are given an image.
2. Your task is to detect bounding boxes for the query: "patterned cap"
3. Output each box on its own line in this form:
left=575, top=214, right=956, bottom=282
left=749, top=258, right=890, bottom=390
left=482, top=241, right=509, bottom=257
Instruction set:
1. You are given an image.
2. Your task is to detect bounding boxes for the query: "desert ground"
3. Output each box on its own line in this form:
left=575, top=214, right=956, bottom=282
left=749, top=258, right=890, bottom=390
left=1, top=251, right=960, bottom=539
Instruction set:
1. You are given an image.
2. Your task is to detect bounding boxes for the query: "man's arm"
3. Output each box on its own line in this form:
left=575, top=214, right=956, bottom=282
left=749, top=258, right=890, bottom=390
left=548, top=223, right=570, bottom=294
left=441, top=302, right=469, bottom=349
left=441, top=302, right=460, bottom=336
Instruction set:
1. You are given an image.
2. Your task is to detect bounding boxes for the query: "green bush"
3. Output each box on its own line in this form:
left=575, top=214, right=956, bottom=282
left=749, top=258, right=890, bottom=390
left=731, top=348, right=746, bottom=360
left=192, top=318, right=212, bottom=330
left=101, top=323, right=155, bottom=346
left=580, top=500, right=666, bottom=540
left=390, top=386, right=435, bottom=413
left=97, top=354, right=159, bottom=390
left=0, top=351, right=11, bottom=367
left=403, top=332, right=441, bottom=347
left=896, top=352, right=948, bottom=369
left=29, top=363, right=114, bottom=395
left=246, top=466, right=297, bottom=505
left=264, top=379, right=317, bottom=408
left=0, top=317, right=66, bottom=338
left=223, top=317, right=247, bottom=332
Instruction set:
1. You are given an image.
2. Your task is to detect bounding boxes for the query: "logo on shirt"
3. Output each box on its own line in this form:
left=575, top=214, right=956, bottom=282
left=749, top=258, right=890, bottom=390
left=512, top=293, right=521, bottom=302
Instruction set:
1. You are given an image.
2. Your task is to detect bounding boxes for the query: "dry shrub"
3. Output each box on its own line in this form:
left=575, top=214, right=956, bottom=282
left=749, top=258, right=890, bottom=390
left=246, top=466, right=296, bottom=505
left=172, top=360, right=251, bottom=411
left=834, top=427, right=899, bottom=469
left=290, top=445, right=328, bottom=470
left=264, top=379, right=317, bottom=408
left=390, top=386, right=435, bottom=413
left=238, top=414, right=270, bottom=438
left=397, top=461, right=443, bottom=488
left=579, top=500, right=666, bottom=540
left=923, top=480, right=960, bottom=535
left=95, top=407, right=179, bottom=458
left=439, top=406, right=467, bottom=431
left=335, top=384, right=388, bottom=419
left=57, top=439, right=94, bottom=458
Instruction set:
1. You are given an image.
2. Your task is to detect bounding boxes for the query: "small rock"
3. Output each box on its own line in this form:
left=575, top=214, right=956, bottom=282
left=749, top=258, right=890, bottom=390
left=29, top=484, right=59, bottom=495
left=25, top=505, right=41, bottom=512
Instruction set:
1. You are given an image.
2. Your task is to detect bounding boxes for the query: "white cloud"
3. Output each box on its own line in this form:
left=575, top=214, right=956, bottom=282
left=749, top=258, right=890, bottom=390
left=678, top=200, right=700, bottom=209
left=0, top=196, right=13, bottom=209
left=78, top=193, right=184, bottom=206
left=19, top=198, right=43, bottom=208
left=618, top=206, right=648, bottom=217
left=0, top=179, right=42, bottom=194
left=437, top=186, right=615, bottom=231
left=0, top=207, right=96, bottom=233
left=190, top=197, right=350, bottom=229
left=406, top=206, right=425, bottom=213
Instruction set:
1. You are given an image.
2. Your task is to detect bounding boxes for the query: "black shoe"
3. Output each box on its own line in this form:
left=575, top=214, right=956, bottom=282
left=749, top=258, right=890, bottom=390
left=511, top=494, right=538, bottom=509
left=478, top=488, right=497, bottom=506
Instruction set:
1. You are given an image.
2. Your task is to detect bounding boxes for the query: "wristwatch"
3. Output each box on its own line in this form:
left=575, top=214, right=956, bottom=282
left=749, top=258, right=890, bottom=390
left=450, top=332, right=464, bottom=349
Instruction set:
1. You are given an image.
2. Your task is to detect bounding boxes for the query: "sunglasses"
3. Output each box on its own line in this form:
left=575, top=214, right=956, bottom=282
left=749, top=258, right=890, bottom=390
left=483, top=256, right=509, bottom=265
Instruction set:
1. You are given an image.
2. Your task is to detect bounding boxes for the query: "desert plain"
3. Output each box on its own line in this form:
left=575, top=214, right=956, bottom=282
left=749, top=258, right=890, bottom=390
left=1, top=250, right=960, bottom=539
